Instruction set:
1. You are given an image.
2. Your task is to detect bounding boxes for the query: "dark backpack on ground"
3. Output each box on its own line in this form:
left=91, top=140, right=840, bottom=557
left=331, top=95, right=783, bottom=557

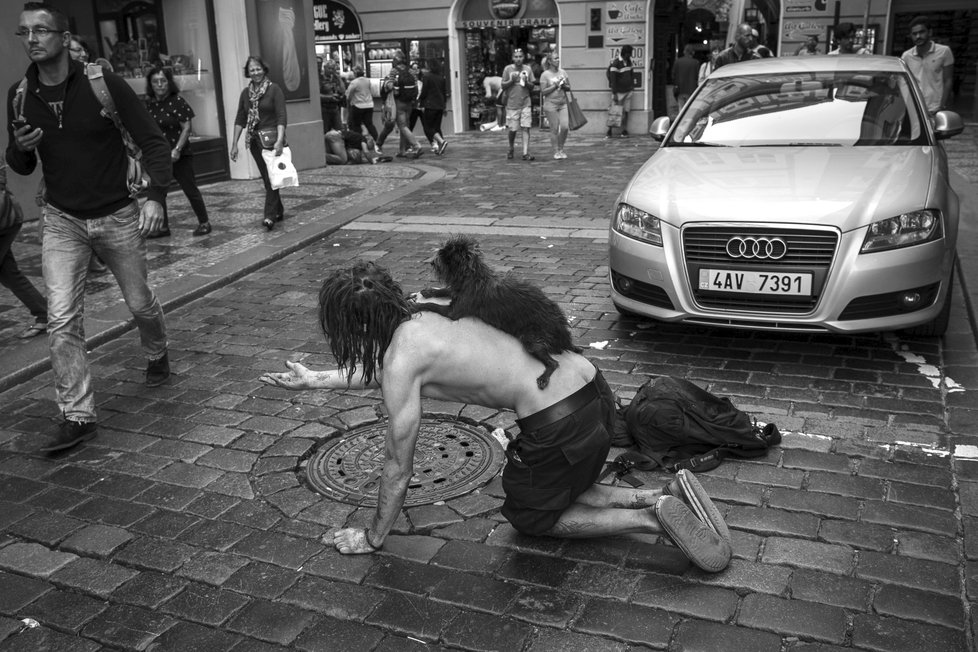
left=617, top=376, right=781, bottom=473
left=393, top=67, right=417, bottom=102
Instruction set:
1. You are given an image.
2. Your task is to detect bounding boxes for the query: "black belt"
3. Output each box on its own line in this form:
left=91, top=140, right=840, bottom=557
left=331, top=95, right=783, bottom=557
left=516, top=377, right=599, bottom=432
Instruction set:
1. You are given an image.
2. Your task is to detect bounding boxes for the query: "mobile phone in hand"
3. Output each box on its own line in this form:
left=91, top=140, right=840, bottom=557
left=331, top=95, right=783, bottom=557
left=12, top=119, right=29, bottom=130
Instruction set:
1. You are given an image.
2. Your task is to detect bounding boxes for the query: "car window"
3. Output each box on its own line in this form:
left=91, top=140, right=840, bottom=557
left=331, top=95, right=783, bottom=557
left=669, top=71, right=926, bottom=147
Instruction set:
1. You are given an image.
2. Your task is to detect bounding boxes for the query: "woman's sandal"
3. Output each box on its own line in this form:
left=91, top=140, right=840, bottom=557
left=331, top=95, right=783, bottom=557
left=262, top=218, right=274, bottom=231
left=655, top=495, right=731, bottom=573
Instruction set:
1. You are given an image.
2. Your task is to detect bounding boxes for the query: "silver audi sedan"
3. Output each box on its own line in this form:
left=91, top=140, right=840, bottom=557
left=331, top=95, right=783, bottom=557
left=609, top=56, right=964, bottom=335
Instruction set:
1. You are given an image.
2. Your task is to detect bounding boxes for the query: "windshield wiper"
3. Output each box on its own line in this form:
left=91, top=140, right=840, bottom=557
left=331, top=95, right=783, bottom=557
left=741, top=143, right=843, bottom=147
left=673, top=141, right=729, bottom=147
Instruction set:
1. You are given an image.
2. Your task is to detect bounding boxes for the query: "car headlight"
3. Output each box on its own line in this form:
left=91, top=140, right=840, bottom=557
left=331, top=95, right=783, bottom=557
left=860, top=209, right=942, bottom=253
left=614, top=203, right=662, bottom=246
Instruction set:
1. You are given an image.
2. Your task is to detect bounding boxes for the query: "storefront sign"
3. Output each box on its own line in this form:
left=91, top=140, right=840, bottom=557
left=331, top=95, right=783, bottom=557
left=604, top=1, right=645, bottom=23
left=457, top=17, right=557, bottom=28
left=605, top=21, right=643, bottom=45
left=313, top=0, right=362, bottom=43
left=783, top=0, right=831, bottom=16
left=608, top=45, right=644, bottom=62
left=456, top=0, right=557, bottom=29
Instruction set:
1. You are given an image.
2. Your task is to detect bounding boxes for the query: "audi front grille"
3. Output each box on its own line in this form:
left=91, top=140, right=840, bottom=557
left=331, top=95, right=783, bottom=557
left=683, top=226, right=839, bottom=314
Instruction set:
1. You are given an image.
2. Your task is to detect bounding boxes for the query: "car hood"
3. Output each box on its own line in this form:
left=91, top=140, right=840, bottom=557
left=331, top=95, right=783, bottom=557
left=624, top=146, right=935, bottom=232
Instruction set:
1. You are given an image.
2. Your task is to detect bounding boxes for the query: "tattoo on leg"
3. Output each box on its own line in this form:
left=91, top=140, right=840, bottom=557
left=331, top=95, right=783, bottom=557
left=547, top=520, right=602, bottom=537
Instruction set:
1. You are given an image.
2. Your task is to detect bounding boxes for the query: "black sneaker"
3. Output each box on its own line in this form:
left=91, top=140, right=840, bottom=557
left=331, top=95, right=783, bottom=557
left=40, top=419, right=97, bottom=453
left=146, top=352, right=171, bottom=387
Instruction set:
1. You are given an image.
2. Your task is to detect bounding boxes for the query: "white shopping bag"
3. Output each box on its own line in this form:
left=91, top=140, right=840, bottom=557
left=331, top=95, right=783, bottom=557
left=261, top=146, right=299, bottom=189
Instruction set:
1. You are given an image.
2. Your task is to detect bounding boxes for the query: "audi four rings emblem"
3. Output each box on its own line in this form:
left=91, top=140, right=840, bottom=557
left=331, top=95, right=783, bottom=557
left=725, top=236, right=788, bottom=260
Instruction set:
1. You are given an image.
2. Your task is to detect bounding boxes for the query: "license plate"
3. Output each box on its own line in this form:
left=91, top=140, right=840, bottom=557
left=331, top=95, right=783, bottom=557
left=699, top=269, right=812, bottom=296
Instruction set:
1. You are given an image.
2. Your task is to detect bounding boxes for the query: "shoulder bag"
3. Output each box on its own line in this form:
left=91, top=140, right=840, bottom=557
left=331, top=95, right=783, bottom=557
left=257, top=128, right=281, bottom=149
left=567, top=91, right=588, bottom=131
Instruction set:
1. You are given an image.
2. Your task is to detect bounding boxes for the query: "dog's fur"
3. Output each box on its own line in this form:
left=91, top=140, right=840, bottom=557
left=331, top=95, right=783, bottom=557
left=413, top=235, right=581, bottom=389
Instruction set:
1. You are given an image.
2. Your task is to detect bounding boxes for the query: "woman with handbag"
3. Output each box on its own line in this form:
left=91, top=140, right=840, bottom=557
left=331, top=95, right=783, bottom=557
left=540, top=54, right=571, bottom=160
left=230, top=56, right=287, bottom=231
left=0, top=162, right=47, bottom=339
left=144, top=67, right=211, bottom=237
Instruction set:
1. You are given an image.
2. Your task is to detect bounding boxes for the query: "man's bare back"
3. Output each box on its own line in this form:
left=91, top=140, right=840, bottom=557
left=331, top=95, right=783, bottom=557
left=385, top=312, right=595, bottom=417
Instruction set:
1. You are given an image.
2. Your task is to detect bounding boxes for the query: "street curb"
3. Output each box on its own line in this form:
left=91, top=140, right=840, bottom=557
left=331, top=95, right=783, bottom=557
left=951, top=168, right=978, bottom=346
left=0, top=163, right=446, bottom=393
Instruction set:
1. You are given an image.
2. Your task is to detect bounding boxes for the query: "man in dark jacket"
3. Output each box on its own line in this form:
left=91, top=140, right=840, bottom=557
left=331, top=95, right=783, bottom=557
left=713, top=23, right=761, bottom=69
left=607, top=44, right=635, bottom=137
left=6, top=2, right=173, bottom=452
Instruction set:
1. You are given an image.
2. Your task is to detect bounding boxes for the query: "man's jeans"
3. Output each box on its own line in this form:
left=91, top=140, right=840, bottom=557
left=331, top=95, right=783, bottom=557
left=394, top=99, right=420, bottom=152
left=42, top=202, right=167, bottom=422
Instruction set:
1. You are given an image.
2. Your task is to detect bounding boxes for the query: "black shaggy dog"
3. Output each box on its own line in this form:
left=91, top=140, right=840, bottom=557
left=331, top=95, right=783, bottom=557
left=413, top=235, right=581, bottom=389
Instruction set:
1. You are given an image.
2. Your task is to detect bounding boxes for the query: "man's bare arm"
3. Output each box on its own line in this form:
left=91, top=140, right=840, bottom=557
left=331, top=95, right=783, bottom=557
left=942, top=64, right=953, bottom=111
left=259, top=360, right=379, bottom=391
left=333, top=368, right=422, bottom=554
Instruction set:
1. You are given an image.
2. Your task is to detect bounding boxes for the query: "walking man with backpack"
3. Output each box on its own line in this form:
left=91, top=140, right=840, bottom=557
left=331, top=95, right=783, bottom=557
left=383, top=50, right=422, bottom=159
left=5, top=2, right=173, bottom=452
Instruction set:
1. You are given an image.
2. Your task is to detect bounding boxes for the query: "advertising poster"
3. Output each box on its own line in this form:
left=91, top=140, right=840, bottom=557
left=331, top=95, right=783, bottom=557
left=256, top=0, right=310, bottom=102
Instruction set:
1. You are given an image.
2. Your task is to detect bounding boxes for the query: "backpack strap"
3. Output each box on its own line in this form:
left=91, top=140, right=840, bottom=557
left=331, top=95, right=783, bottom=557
left=12, top=77, right=28, bottom=122
left=85, top=64, right=122, bottom=132
left=85, top=64, right=140, bottom=158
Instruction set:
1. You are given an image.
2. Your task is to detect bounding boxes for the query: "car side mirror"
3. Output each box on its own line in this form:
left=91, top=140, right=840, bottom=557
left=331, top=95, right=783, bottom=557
left=649, top=116, right=671, bottom=141
left=933, top=110, right=964, bottom=140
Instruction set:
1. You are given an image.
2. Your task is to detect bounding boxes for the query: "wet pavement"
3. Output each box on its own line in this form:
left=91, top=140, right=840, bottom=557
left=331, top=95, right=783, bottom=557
left=1, top=127, right=978, bottom=651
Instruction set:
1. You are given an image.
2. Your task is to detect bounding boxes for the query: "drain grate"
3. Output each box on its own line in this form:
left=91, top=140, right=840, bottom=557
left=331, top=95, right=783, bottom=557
left=306, top=419, right=506, bottom=507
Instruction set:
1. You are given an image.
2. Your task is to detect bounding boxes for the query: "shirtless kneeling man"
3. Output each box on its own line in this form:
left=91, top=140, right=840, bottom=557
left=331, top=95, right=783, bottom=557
left=260, top=262, right=731, bottom=572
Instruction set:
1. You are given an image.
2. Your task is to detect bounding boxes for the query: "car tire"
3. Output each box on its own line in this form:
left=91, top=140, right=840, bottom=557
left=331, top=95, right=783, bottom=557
left=903, top=271, right=953, bottom=337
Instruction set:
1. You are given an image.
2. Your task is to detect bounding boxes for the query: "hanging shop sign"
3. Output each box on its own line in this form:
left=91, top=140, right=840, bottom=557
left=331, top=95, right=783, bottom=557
left=456, top=0, right=558, bottom=29
left=313, top=0, right=362, bottom=43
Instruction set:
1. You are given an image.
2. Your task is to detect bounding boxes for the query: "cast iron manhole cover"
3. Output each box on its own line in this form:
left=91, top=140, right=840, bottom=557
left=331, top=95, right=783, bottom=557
left=306, top=419, right=505, bottom=507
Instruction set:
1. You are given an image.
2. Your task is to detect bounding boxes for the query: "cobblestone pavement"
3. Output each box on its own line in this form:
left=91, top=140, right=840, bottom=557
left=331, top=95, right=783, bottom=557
left=1, top=127, right=978, bottom=651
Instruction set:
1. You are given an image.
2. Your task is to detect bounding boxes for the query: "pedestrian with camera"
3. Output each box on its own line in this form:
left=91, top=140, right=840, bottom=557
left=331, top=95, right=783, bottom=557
left=501, top=47, right=536, bottom=161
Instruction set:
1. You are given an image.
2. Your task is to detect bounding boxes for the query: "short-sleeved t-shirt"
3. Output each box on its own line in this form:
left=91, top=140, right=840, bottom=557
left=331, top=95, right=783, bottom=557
left=146, top=94, right=194, bottom=149
left=902, top=41, right=955, bottom=114
left=502, top=64, right=535, bottom=109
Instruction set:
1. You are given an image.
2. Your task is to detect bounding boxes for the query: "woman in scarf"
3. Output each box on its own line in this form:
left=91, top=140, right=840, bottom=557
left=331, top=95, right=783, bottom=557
left=230, top=56, right=287, bottom=231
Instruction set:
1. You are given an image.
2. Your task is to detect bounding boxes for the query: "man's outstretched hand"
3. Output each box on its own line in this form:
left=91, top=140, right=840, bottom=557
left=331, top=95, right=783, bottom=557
left=259, top=360, right=316, bottom=390
left=332, top=527, right=378, bottom=555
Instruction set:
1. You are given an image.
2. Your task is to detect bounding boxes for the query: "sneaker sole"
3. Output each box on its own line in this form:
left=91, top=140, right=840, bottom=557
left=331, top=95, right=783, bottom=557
left=669, top=469, right=731, bottom=542
left=655, top=495, right=731, bottom=573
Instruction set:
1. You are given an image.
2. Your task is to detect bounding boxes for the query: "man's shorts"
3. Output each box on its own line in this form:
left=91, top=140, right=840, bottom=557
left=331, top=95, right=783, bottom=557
left=612, top=91, right=633, bottom=108
left=501, top=368, right=616, bottom=536
left=506, top=106, right=532, bottom=130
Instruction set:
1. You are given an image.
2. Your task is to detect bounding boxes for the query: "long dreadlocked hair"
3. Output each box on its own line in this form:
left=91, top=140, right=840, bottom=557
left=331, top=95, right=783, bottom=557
left=318, top=262, right=413, bottom=386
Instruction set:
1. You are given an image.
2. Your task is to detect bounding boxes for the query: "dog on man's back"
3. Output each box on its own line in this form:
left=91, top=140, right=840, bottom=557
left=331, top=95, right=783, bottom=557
left=413, top=235, right=580, bottom=389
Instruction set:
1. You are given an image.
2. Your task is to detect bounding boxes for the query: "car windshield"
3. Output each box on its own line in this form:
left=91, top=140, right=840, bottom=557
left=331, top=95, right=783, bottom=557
left=668, top=70, right=927, bottom=147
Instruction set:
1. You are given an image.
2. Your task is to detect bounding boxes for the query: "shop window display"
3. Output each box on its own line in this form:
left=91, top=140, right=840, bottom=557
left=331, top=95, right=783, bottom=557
left=90, top=0, right=228, bottom=182
left=463, top=27, right=556, bottom=130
